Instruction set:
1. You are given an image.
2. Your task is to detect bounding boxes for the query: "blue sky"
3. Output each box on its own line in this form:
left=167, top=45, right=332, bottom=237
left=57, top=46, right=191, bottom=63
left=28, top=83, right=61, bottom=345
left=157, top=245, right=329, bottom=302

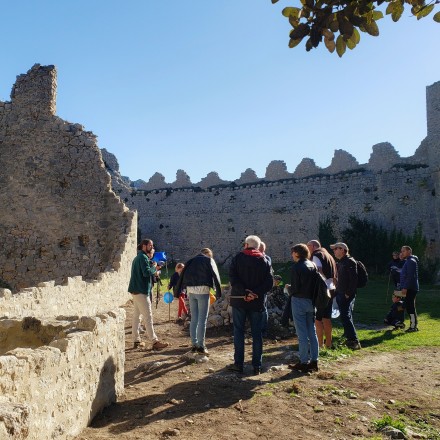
left=1, top=1, right=439, bottom=183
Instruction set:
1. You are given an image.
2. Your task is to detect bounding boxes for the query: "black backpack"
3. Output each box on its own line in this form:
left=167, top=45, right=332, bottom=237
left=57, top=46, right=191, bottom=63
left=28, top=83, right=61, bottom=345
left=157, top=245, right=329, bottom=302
left=355, top=259, right=368, bottom=288
left=312, top=268, right=331, bottom=311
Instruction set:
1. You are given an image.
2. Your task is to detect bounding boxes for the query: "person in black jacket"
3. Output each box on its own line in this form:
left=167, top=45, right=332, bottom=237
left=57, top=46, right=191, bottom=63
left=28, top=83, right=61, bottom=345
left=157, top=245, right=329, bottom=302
left=330, top=242, right=361, bottom=350
left=285, top=243, right=320, bottom=372
left=228, top=235, right=273, bottom=375
left=176, top=248, right=221, bottom=355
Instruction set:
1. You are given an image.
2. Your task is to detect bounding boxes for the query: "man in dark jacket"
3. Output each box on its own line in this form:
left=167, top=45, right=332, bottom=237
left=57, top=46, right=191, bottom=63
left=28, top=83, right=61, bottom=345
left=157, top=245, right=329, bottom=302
left=228, top=235, right=273, bottom=375
left=330, top=242, right=361, bottom=350
left=176, top=248, right=222, bottom=355
left=400, top=245, right=420, bottom=332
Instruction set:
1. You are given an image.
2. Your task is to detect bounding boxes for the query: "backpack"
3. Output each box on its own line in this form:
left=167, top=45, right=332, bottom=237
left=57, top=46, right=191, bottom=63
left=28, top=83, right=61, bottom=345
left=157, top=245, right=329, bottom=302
left=312, top=268, right=331, bottom=311
left=355, top=259, right=368, bottom=288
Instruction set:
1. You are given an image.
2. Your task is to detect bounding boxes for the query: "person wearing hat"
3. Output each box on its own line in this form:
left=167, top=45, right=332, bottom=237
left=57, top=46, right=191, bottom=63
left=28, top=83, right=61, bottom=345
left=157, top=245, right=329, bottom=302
left=330, top=242, right=361, bottom=350
left=128, top=239, right=169, bottom=350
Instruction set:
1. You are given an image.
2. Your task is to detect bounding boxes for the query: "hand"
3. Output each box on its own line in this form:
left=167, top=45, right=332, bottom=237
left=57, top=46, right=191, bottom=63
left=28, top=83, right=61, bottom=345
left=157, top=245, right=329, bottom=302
left=244, top=289, right=258, bottom=302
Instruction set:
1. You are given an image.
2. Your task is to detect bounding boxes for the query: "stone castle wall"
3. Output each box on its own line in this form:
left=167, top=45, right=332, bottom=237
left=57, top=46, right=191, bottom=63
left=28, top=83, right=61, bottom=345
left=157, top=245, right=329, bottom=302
left=102, top=81, right=440, bottom=265
left=0, top=65, right=137, bottom=439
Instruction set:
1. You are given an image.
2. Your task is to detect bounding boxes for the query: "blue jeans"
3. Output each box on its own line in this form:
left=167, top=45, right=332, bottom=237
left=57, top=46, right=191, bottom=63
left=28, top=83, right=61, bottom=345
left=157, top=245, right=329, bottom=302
left=291, top=297, right=319, bottom=364
left=232, top=307, right=265, bottom=368
left=188, top=293, right=210, bottom=348
left=336, top=293, right=358, bottom=341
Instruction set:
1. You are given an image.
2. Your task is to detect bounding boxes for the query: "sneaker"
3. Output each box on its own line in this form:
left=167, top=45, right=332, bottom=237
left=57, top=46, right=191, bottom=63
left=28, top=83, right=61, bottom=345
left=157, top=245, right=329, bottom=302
left=393, top=322, right=405, bottom=330
left=227, top=363, right=244, bottom=373
left=346, top=340, right=361, bottom=350
left=196, top=346, right=209, bottom=356
left=253, top=367, right=262, bottom=375
left=152, top=341, right=169, bottom=350
left=133, top=341, right=141, bottom=348
left=191, top=345, right=198, bottom=353
left=308, top=361, right=319, bottom=372
left=288, top=362, right=309, bottom=372
left=405, top=327, right=419, bottom=333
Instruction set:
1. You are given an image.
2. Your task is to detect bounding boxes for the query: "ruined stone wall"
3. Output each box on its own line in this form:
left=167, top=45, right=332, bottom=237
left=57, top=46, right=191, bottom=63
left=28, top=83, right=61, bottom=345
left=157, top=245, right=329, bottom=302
left=0, top=64, right=135, bottom=292
left=0, top=310, right=125, bottom=439
left=0, top=65, right=137, bottom=439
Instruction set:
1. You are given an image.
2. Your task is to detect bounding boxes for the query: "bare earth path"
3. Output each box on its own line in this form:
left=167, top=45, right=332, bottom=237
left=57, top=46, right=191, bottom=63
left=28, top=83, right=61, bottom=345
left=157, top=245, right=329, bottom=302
left=76, top=300, right=440, bottom=440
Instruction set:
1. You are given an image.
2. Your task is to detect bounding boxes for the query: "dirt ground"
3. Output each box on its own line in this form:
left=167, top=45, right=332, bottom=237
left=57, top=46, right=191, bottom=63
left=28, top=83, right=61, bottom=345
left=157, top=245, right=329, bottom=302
left=75, top=300, right=440, bottom=440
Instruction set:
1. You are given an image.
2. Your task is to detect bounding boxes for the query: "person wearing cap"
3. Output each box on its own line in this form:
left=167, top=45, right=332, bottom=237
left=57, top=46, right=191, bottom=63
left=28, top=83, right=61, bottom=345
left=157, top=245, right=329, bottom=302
left=330, top=242, right=361, bottom=350
left=307, top=239, right=337, bottom=349
left=228, top=235, right=273, bottom=375
left=128, top=239, right=169, bottom=350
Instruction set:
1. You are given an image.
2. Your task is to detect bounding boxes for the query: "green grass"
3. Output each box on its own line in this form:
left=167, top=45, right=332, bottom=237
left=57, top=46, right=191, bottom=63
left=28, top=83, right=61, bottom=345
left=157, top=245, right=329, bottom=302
left=372, top=414, right=407, bottom=433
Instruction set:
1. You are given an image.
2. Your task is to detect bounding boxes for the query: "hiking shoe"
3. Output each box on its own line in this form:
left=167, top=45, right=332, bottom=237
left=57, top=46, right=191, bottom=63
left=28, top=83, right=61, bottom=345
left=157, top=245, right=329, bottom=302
left=196, top=346, right=209, bottom=356
left=191, top=345, right=198, bottom=353
left=308, top=361, right=319, bottom=372
left=346, top=340, right=361, bottom=350
left=288, top=362, right=309, bottom=372
left=133, top=341, right=141, bottom=349
left=393, top=322, right=405, bottom=330
left=227, top=363, right=244, bottom=373
left=405, top=327, right=419, bottom=333
left=152, top=341, right=169, bottom=350
left=253, top=367, right=262, bottom=376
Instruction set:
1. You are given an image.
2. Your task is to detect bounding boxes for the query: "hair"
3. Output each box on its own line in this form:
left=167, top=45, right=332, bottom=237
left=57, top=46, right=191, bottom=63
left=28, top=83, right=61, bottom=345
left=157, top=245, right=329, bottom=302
left=291, top=243, right=310, bottom=260
left=175, top=263, right=185, bottom=270
left=392, top=250, right=400, bottom=256
left=402, top=245, right=412, bottom=253
left=307, top=239, right=321, bottom=249
left=201, top=248, right=213, bottom=257
left=137, top=238, right=153, bottom=251
left=259, top=241, right=266, bottom=252
left=245, top=235, right=261, bottom=249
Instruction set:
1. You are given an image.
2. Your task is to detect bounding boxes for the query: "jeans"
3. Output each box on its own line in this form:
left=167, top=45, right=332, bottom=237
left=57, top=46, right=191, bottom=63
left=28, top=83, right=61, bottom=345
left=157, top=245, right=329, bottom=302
left=131, top=293, right=158, bottom=343
left=336, top=293, right=358, bottom=341
left=291, top=296, right=319, bottom=364
left=232, top=307, right=265, bottom=368
left=188, top=293, right=210, bottom=348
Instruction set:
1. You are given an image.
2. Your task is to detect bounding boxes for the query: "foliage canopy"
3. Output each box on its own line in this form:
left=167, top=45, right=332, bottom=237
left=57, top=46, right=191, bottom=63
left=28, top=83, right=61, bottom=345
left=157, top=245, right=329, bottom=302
left=272, top=0, right=440, bottom=56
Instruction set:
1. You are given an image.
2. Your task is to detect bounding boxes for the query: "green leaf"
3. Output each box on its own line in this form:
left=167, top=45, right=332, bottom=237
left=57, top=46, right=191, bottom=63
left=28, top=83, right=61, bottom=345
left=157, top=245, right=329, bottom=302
left=352, top=28, right=361, bottom=44
left=282, top=7, right=300, bottom=18
left=336, top=35, right=346, bottom=57
left=392, top=2, right=404, bottom=22
left=289, top=23, right=310, bottom=40
left=372, top=10, right=384, bottom=20
left=363, top=19, right=380, bottom=36
left=386, top=2, right=394, bottom=15
left=346, top=37, right=356, bottom=49
left=329, top=19, right=339, bottom=32
left=289, top=37, right=303, bottom=48
left=339, top=19, right=354, bottom=37
left=434, top=11, right=440, bottom=22
left=416, top=3, right=435, bottom=19
left=324, top=37, right=336, bottom=53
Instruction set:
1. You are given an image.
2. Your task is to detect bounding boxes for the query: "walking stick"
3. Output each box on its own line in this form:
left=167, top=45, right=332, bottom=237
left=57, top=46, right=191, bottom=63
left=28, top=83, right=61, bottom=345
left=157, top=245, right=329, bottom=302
left=385, top=271, right=391, bottom=304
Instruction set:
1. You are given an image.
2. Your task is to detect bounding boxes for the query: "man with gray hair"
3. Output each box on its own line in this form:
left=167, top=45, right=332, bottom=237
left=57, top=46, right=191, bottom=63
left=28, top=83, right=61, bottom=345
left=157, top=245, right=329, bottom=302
left=228, top=235, right=273, bottom=375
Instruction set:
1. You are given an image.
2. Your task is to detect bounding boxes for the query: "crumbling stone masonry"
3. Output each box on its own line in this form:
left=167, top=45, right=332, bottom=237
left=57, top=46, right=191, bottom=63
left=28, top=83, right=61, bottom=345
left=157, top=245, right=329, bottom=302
left=103, top=82, right=440, bottom=265
left=0, top=65, right=137, bottom=439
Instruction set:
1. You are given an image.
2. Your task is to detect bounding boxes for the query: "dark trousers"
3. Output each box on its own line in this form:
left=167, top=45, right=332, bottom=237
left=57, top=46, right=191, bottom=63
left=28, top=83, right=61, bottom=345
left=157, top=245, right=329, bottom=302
left=336, top=293, right=358, bottom=342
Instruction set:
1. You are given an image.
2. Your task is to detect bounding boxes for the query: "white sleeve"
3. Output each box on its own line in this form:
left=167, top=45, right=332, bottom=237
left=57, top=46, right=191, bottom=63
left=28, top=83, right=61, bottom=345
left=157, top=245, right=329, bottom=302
left=312, top=256, right=322, bottom=269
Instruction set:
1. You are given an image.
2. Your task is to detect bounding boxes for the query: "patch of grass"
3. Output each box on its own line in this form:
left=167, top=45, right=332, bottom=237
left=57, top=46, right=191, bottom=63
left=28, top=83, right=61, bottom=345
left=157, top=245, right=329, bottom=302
left=372, top=414, right=406, bottom=433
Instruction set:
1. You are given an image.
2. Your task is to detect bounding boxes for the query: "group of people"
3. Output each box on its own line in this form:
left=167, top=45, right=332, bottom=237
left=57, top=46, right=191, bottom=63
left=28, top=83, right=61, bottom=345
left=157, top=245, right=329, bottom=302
left=127, top=236, right=420, bottom=374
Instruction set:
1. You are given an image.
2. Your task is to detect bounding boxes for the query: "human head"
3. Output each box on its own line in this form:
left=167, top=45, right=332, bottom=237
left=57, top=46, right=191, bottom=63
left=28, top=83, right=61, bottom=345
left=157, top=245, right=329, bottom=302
left=201, top=248, right=213, bottom=258
left=146, top=247, right=155, bottom=258
left=244, top=235, right=261, bottom=250
left=138, top=238, right=154, bottom=252
left=392, top=251, right=400, bottom=259
left=175, top=262, right=185, bottom=273
left=307, top=239, right=321, bottom=254
left=330, top=242, right=348, bottom=259
left=400, top=245, right=412, bottom=259
left=259, top=241, right=266, bottom=253
left=273, top=275, right=282, bottom=286
left=291, top=243, right=310, bottom=262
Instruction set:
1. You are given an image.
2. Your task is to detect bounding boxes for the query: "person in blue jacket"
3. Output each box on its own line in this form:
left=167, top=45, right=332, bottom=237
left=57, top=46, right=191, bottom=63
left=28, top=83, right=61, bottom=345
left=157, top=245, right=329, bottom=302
left=400, top=245, right=420, bottom=332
